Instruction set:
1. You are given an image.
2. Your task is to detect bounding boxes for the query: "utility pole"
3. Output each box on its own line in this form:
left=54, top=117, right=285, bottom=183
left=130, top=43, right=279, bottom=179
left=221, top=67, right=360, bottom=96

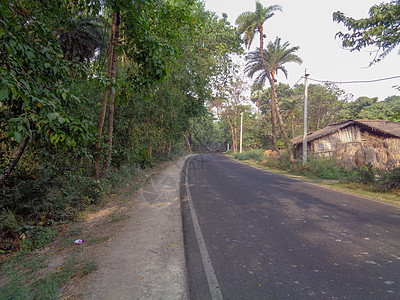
left=303, top=70, right=310, bottom=164
left=240, top=112, right=244, bottom=153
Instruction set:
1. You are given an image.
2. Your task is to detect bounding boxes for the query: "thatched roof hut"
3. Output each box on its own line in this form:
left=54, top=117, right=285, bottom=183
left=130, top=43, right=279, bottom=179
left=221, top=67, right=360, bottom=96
left=291, top=120, right=400, bottom=169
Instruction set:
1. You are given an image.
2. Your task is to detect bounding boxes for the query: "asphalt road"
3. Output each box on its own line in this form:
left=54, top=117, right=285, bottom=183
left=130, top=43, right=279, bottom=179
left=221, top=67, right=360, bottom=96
left=181, top=153, right=400, bottom=299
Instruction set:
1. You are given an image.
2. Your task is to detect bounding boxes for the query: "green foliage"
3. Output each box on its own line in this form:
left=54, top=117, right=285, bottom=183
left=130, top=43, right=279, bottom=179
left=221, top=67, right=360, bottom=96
left=293, top=155, right=352, bottom=179
left=1, top=0, right=244, bottom=257
left=0, top=254, right=97, bottom=300
left=236, top=1, right=282, bottom=48
left=291, top=83, right=347, bottom=131
left=337, top=96, right=378, bottom=120
left=245, top=38, right=302, bottom=83
left=20, top=226, right=58, bottom=253
left=377, top=168, right=400, bottom=192
left=338, top=95, right=400, bottom=121
left=0, top=1, right=94, bottom=150
left=333, top=1, right=400, bottom=62
left=234, top=149, right=264, bottom=162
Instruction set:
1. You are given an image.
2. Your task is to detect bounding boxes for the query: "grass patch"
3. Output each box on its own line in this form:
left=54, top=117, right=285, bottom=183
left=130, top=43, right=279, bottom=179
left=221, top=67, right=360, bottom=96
left=0, top=253, right=97, bottom=300
left=233, top=149, right=264, bottom=162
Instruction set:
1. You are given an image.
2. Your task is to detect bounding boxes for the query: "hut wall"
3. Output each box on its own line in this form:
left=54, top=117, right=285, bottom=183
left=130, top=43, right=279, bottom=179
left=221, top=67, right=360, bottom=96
left=293, top=124, right=400, bottom=169
left=360, top=130, right=400, bottom=170
left=312, top=125, right=361, bottom=157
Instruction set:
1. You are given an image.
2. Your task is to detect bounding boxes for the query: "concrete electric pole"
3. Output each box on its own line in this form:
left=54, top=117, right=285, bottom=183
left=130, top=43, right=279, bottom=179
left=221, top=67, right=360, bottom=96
left=240, top=112, right=244, bottom=153
left=303, top=70, right=310, bottom=164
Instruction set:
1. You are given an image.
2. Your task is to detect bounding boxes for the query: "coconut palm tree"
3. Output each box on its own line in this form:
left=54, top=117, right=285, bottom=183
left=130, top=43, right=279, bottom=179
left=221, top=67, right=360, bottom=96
left=245, top=37, right=302, bottom=163
left=236, top=1, right=282, bottom=154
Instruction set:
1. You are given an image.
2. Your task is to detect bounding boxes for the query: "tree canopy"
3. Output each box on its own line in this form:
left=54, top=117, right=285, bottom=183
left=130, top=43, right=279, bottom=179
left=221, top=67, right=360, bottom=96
left=333, top=0, right=400, bottom=63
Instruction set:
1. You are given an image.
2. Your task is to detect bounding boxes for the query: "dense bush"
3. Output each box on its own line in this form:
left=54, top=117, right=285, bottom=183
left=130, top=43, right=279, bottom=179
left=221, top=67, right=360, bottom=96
left=234, top=149, right=264, bottom=162
left=258, top=150, right=399, bottom=194
left=290, top=154, right=358, bottom=180
left=376, top=168, right=400, bottom=193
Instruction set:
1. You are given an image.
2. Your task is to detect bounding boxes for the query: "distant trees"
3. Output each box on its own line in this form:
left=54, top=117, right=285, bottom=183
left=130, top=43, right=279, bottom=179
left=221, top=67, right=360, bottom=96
left=338, top=95, right=400, bottom=121
left=251, top=82, right=348, bottom=140
left=299, top=83, right=346, bottom=132
left=211, top=75, right=250, bottom=153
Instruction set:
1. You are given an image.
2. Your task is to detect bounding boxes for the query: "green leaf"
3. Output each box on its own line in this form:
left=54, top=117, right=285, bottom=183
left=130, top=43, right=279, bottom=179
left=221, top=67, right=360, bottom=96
left=26, top=51, right=34, bottom=60
left=0, top=88, right=8, bottom=101
left=9, top=39, right=16, bottom=48
left=14, top=131, right=22, bottom=143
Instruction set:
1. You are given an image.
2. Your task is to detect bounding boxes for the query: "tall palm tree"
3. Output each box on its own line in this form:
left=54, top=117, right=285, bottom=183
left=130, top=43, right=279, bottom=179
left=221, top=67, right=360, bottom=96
left=236, top=1, right=282, bottom=154
left=245, top=37, right=302, bottom=163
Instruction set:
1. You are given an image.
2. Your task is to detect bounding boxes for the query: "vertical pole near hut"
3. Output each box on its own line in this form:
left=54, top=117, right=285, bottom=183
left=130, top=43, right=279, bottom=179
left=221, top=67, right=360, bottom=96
left=303, top=70, right=310, bottom=164
left=240, top=112, right=244, bottom=153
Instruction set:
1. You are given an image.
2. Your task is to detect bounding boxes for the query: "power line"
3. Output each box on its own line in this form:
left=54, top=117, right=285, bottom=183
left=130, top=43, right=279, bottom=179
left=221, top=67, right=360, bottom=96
left=307, top=75, right=400, bottom=85
left=293, top=76, right=304, bottom=86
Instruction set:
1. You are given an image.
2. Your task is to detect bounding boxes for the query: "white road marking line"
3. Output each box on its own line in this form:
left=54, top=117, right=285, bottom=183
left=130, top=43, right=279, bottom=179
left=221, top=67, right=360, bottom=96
left=185, top=155, right=223, bottom=300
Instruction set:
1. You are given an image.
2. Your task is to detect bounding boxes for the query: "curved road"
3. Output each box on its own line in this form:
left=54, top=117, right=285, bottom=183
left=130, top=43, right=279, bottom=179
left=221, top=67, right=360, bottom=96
left=181, top=153, right=400, bottom=299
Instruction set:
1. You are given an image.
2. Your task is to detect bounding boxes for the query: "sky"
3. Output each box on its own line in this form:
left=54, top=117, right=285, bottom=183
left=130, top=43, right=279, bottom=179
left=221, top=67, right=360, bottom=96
left=204, top=0, right=400, bottom=101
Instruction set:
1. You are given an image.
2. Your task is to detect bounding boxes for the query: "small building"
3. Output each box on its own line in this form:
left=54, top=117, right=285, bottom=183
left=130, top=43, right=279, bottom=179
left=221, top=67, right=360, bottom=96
left=291, top=120, right=400, bottom=170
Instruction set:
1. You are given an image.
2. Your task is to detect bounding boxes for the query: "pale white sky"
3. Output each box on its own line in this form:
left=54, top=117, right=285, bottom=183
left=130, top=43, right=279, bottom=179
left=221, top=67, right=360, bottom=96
left=204, top=0, right=400, bottom=101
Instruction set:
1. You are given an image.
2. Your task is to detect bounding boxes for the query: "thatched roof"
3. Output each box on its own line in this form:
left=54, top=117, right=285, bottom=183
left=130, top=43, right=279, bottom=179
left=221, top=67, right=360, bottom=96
left=291, top=120, right=400, bottom=145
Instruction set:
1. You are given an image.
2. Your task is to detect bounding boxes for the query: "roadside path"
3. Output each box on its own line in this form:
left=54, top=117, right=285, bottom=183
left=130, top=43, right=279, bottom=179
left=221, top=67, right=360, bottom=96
left=73, top=156, right=190, bottom=299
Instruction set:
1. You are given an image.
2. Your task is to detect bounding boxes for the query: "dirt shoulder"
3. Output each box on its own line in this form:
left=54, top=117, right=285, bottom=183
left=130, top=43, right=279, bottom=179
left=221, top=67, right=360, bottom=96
left=57, top=156, right=190, bottom=299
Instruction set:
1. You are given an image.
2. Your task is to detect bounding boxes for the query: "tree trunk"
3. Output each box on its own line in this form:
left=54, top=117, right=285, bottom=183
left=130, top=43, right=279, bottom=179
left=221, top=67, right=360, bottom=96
left=168, top=140, right=172, bottom=157
left=259, top=27, right=279, bottom=157
left=291, top=111, right=295, bottom=139
left=227, top=118, right=236, bottom=153
left=94, top=11, right=120, bottom=179
left=104, top=11, right=120, bottom=173
left=0, top=133, right=30, bottom=186
left=271, top=77, right=295, bottom=163
left=183, top=131, right=192, bottom=153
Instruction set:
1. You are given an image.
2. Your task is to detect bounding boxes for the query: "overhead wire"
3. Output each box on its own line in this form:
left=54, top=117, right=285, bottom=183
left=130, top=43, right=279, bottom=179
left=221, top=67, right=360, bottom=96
left=307, top=75, right=400, bottom=85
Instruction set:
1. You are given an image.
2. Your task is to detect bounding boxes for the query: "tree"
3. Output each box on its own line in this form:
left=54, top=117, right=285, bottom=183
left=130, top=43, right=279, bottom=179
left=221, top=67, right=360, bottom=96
left=236, top=1, right=282, bottom=154
left=281, top=96, right=302, bottom=139
left=94, top=0, right=200, bottom=178
left=337, top=95, right=400, bottom=121
left=245, top=38, right=302, bottom=163
left=106, top=2, right=242, bottom=167
left=58, top=15, right=107, bottom=64
left=0, top=0, right=96, bottom=185
left=94, top=9, right=120, bottom=179
left=337, top=96, right=378, bottom=120
left=333, top=1, right=400, bottom=63
left=211, top=76, right=249, bottom=153
left=296, top=83, right=346, bottom=131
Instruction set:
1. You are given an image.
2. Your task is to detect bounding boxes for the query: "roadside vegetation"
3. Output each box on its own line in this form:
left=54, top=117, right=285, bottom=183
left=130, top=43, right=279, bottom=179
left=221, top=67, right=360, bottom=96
left=232, top=149, right=400, bottom=206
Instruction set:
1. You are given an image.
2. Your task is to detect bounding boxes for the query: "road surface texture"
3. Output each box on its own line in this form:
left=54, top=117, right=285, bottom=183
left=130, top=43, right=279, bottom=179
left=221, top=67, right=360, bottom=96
left=181, top=153, right=400, bottom=299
